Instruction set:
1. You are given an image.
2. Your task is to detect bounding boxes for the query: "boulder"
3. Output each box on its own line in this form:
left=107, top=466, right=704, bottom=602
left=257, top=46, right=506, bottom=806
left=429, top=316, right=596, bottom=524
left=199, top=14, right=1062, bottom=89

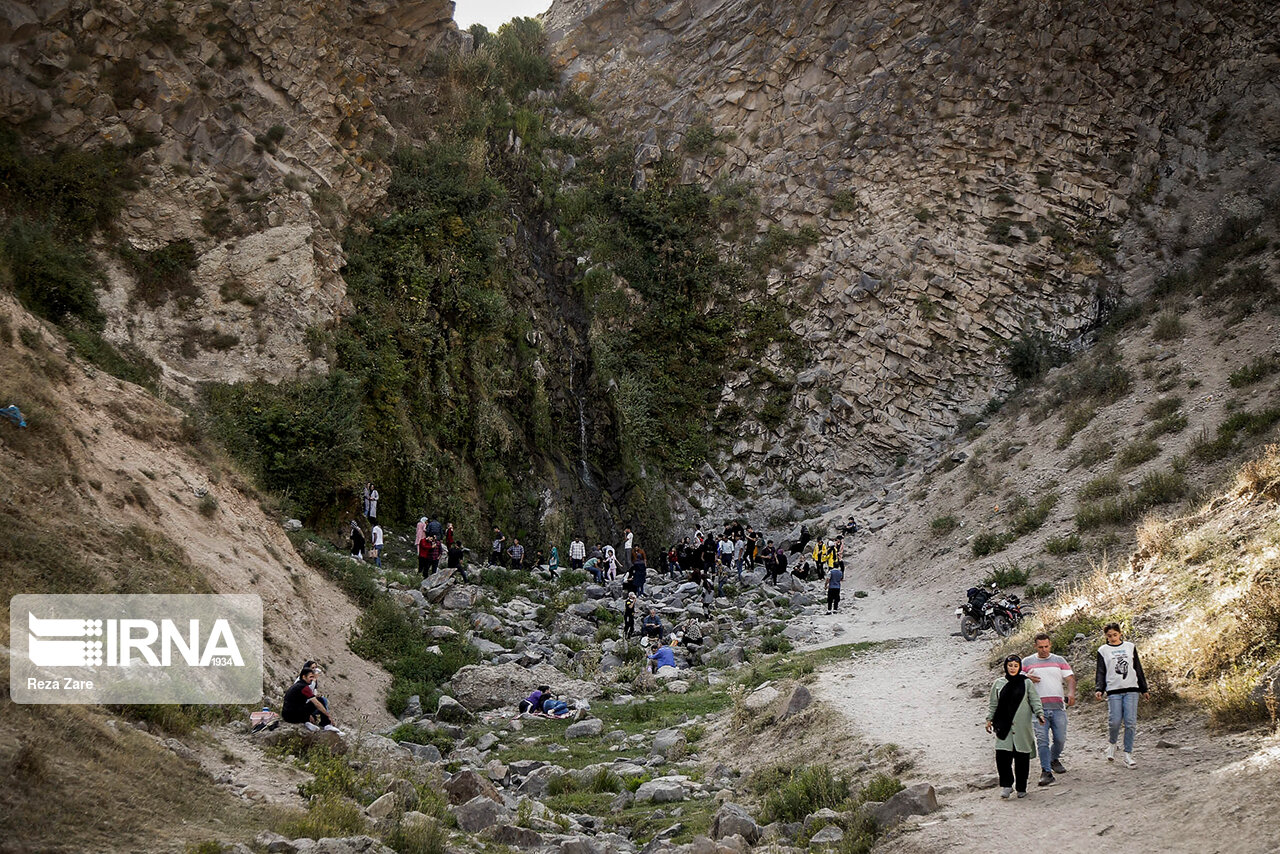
left=473, top=613, right=504, bottom=632
left=355, top=734, right=410, bottom=760
left=442, top=588, right=477, bottom=610
left=447, top=663, right=601, bottom=711
left=301, top=728, right=347, bottom=755
left=401, top=742, right=442, bottom=762
left=634, top=778, right=686, bottom=803
left=650, top=728, right=686, bottom=758
left=655, top=665, right=681, bottom=680
left=400, top=695, right=423, bottom=719
left=776, top=684, right=812, bottom=720
left=426, top=625, right=459, bottom=640
left=443, top=769, right=502, bottom=805
left=366, top=792, right=398, bottom=819
left=566, top=717, right=604, bottom=739
left=451, top=795, right=511, bottom=832
left=560, top=837, right=605, bottom=854
left=710, top=803, right=761, bottom=844
left=436, top=695, right=473, bottom=723
left=809, top=826, right=844, bottom=845
left=517, top=764, right=566, bottom=797
left=860, top=783, right=938, bottom=829
left=743, top=685, right=781, bottom=713
left=666, top=680, right=690, bottom=694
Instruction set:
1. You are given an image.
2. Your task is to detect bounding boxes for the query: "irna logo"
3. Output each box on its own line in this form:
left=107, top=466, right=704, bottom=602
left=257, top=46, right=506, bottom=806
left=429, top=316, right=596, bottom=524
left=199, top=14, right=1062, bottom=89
left=27, top=612, right=245, bottom=668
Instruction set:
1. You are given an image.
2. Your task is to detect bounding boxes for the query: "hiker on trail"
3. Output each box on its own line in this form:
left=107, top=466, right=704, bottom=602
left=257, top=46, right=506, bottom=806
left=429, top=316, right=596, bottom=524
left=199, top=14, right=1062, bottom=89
left=624, top=593, right=637, bottom=637
left=362, top=483, right=371, bottom=517
left=641, top=608, right=664, bottom=641
left=283, top=667, right=344, bottom=735
left=1024, top=632, right=1076, bottom=786
left=1095, top=622, right=1148, bottom=768
left=745, top=528, right=759, bottom=569
left=833, top=535, right=846, bottom=572
left=733, top=534, right=746, bottom=582
left=623, top=528, right=634, bottom=569
left=772, top=545, right=788, bottom=584
left=444, top=522, right=455, bottom=547
left=370, top=523, right=384, bottom=568
left=584, top=554, right=603, bottom=584
left=603, top=545, right=618, bottom=581
left=647, top=638, right=676, bottom=673
left=426, top=517, right=443, bottom=539
left=986, top=654, right=1046, bottom=799
left=349, top=520, right=365, bottom=559
left=366, top=483, right=379, bottom=523
left=666, top=544, right=680, bottom=576
left=508, top=538, right=526, bottom=571
left=718, top=535, right=734, bottom=570
left=415, top=517, right=427, bottom=549
left=548, top=545, right=559, bottom=579
left=569, top=537, right=585, bottom=570
left=447, top=539, right=468, bottom=582
left=826, top=563, right=843, bottom=613
left=491, top=529, right=506, bottom=567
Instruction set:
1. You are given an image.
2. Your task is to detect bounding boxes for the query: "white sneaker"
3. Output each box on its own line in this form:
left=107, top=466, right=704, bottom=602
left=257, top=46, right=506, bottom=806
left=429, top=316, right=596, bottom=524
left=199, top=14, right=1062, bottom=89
left=303, top=721, right=321, bottom=732
left=1000, top=787, right=1013, bottom=799
left=1106, top=744, right=1116, bottom=761
left=1123, top=752, right=1136, bottom=768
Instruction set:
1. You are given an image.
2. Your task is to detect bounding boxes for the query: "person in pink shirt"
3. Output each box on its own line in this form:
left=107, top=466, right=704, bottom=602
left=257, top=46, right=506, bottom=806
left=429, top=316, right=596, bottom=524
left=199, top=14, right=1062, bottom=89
left=1022, top=633, right=1077, bottom=786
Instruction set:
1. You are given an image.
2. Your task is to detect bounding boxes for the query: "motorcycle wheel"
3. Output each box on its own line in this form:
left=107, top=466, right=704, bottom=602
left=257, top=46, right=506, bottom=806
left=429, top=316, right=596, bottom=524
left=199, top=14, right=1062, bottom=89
left=993, top=614, right=1012, bottom=637
left=960, top=615, right=980, bottom=641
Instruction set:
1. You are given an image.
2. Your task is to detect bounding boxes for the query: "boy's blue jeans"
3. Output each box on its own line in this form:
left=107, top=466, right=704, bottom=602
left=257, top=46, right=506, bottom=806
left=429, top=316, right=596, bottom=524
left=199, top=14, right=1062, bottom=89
left=1107, top=692, right=1139, bottom=752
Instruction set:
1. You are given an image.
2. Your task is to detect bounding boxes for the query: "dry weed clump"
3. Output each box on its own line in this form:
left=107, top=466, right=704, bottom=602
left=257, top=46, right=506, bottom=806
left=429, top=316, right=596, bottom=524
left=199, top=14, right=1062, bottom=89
left=1235, top=444, right=1280, bottom=501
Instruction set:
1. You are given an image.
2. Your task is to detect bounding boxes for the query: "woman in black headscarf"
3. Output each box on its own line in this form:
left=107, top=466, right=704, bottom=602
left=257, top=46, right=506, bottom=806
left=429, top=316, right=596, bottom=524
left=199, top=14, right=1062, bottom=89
left=985, top=654, right=1046, bottom=799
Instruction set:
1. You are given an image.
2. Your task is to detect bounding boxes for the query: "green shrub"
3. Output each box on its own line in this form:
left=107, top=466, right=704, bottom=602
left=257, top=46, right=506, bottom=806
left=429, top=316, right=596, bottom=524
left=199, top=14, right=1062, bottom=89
left=1006, top=330, right=1066, bottom=382
left=930, top=515, right=958, bottom=536
left=1145, top=397, right=1182, bottom=420
left=1056, top=405, right=1097, bottom=449
left=387, top=723, right=456, bottom=755
left=761, top=634, right=792, bottom=654
left=1228, top=355, right=1279, bottom=388
left=983, top=562, right=1030, bottom=588
left=2, top=218, right=104, bottom=327
left=62, top=326, right=161, bottom=390
left=118, top=239, right=200, bottom=307
left=860, top=773, right=904, bottom=803
left=274, top=796, right=366, bottom=840
left=1010, top=493, right=1057, bottom=536
left=1146, top=413, right=1188, bottom=439
left=1075, top=438, right=1114, bottom=468
left=756, top=764, right=852, bottom=824
left=1080, top=473, right=1123, bottom=501
left=971, top=530, right=1013, bottom=558
left=1044, top=534, right=1081, bottom=555
left=1151, top=312, right=1184, bottom=341
left=1116, top=439, right=1160, bottom=470
left=1026, top=582, right=1056, bottom=599
left=383, top=818, right=447, bottom=854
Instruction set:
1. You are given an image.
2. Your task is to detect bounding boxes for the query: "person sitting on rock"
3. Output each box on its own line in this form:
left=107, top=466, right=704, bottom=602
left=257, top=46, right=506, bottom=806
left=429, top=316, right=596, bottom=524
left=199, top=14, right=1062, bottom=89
left=282, top=667, right=343, bottom=735
left=647, top=639, right=676, bottom=673
left=641, top=608, right=664, bottom=641
left=583, top=555, right=603, bottom=584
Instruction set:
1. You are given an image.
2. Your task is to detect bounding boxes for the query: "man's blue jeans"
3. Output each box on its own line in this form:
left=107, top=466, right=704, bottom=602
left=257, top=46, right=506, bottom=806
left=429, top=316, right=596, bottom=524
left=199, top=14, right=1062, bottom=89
left=1033, top=706, right=1068, bottom=771
left=1107, top=692, right=1139, bottom=752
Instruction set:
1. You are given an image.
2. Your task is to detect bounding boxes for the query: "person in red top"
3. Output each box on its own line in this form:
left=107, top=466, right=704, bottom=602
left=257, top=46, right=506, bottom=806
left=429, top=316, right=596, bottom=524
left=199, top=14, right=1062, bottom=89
left=418, top=535, right=433, bottom=579
left=445, top=523, right=455, bottom=547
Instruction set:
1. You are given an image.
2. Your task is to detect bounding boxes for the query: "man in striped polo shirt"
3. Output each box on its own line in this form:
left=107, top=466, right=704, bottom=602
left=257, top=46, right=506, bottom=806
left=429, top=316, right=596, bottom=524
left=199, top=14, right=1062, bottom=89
left=1023, top=633, right=1076, bottom=787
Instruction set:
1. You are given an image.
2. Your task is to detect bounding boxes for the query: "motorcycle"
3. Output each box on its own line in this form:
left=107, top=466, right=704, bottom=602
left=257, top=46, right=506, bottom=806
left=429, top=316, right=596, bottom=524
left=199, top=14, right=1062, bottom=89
left=956, top=585, right=1028, bottom=641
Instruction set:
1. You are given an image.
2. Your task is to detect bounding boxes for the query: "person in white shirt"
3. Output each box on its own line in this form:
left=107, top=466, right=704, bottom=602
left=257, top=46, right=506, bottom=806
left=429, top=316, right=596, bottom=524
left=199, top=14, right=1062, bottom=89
left=370, top=523, right=384, bottom=568
left=1094, top=623, right=1148, bottom=768
left=569, top=538, right=586, bottom=570
left=623, top=528, right=634, bottom=570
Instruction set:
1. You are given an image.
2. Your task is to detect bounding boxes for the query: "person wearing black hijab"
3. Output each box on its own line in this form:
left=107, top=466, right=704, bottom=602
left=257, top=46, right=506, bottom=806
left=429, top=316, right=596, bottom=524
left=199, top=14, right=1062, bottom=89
left=986, top=654, right=1046, bottom=799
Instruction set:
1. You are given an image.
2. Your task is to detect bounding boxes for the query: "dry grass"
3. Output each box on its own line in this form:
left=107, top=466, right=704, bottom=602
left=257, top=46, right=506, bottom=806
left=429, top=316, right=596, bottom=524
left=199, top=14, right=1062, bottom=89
left=0, top=665, right=260, bottom=851
left=1235, top=443, right=1280, bottom=500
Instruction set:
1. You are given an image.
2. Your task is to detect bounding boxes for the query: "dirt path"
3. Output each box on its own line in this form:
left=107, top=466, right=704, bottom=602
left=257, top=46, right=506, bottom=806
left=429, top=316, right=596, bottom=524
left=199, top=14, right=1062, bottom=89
left=795, top=568, right=1280, bottom=854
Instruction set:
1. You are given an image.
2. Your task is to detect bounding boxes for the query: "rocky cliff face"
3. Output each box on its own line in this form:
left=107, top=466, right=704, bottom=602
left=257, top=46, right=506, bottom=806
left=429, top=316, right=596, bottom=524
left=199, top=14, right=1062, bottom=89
left=2, top=0, right=458, bottom=388
left=545, top=0, right=1280, bottom=510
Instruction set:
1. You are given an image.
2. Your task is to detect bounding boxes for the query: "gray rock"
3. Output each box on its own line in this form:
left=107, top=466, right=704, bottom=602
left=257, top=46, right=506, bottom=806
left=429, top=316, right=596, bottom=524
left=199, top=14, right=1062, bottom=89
left=566, top=718, right=604, bottom=739
left=451, top=795, right=511, bottom=832
left=401, top=742, right=442, bottom=762
left=743, top=685, right=781, bottom=713
left=283, top=519, right=303, bottom=531
left=426, top=625, right=459, bottom=640
left=443, top=769, right=502, bottom=805
left=809, top=825, right=845, bottom=844
left=666, top=679, right=690, bottom=694
left=776, top=684, right=812, bottom=720
left=651, top=728, right=687, bottom=758
left=400, top=695, right=422, bottom=719
left=442, top=588, right=476, bottom=610
left=711, top=803, right=761, bottom=844
left=473, top=613, right=504, bottom=633
left=634, top=778, right=686, bottom=803
left=487, top=824, right=545, bottom=847
left=518, top=764, right=565, bottom=797
left=560, top=837, right=605, bottom=854
left=366, top=791, right=398, bottom=819
left=436, top=695, right=473, bottom=723
left=803, top=808, right=842, bottom=831
left=860, top=783, right=938, bottom=828
left=471, top=636, right=507, bottom=655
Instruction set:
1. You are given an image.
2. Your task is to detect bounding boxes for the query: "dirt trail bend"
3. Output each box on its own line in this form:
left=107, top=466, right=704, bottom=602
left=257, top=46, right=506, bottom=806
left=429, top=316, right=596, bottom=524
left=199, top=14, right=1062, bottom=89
left=793, top=566, right=1280, bottom=854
